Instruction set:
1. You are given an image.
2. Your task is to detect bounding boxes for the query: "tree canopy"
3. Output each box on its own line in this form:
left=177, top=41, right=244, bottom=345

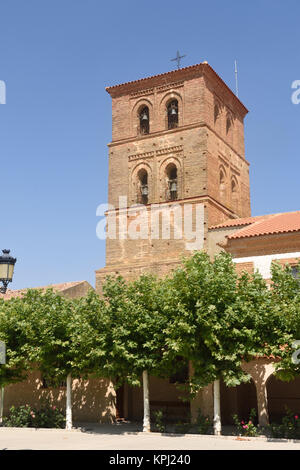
left=0, top=252, right=299, bottom=430
left=163, top=252, right=291, bottom=392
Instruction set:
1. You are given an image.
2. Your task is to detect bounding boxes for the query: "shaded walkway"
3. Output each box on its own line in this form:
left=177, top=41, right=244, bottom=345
left=2, top=426, right=300, bottom=450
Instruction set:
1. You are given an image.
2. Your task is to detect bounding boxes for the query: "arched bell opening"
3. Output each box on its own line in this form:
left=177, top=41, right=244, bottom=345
left=167, top=100, right=178, bottom=130
left=137, top=168, right=149, bottom=204
left=138, top=106, right=150, bottom=135
left=166, top=163, right=178, bottom=201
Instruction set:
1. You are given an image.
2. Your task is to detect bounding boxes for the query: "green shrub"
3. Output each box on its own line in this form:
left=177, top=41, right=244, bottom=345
left=174, top=421, right=191, bottom=434
left=3, top=405, right=34, bottom=427
left=3, top=403, right=65, bottom=428
left=196, top=410, right=212, bottom=434
left=268, top=407, right=300, bottom=439
left=232, top=408, right=259, bottom=437
left=153, top=410, right=166, bottom=433
left=34, top=404, right=65, bottom=428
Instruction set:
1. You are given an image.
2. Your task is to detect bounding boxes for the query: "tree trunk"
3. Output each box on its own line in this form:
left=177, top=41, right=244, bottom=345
left=0, top=387, right=4, bottom=425
left=213, top=379, right=221, bottom=435
left=142, top=370, right=150, bottom=432
left=66, top=373, right=72, bottom=430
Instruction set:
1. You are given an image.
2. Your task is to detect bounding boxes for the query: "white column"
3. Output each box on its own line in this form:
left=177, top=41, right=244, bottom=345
left=256, top=382, right=269, bottom=426
left=213, top=379, right=221, bottom=435
left=0, top=387, right=4, bottom=424
left=66, top=374, right=72, bottom=430
left=142, top=370, right=151, bottom=432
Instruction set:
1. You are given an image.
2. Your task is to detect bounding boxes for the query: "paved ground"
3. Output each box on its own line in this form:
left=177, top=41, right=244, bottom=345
left=0, top=424, right=300, bottom=450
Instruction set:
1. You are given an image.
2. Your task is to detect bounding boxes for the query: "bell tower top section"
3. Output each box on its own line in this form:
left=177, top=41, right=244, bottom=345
left=105, top=62, right=251, bottom=221
left=106, top=61, right=248, bottom=155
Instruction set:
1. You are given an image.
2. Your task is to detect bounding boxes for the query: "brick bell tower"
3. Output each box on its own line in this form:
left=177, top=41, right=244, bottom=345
left=96, top=62, right=251, bottom=291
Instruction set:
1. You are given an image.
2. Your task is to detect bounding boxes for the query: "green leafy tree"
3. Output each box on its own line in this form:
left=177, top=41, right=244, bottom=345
left=268, top=262, right=300, bottom=382
left=164, top=251, right=289, bottom=434
left=0, top=297, right=31, bottom=385
left=0, top=295, right=36, bottom=423
left=0, top=288, right=106, bottom=429
left=17, top=288, right=91, bottom=429
left=81, top=274, right=178, bottom=432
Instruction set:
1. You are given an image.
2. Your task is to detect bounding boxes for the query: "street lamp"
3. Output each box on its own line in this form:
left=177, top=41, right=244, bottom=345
left=0, top=250, right=17, bottom=294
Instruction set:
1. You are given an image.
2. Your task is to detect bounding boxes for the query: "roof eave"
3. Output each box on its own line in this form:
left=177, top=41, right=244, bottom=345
left=105, top=62, right=248, bottom=116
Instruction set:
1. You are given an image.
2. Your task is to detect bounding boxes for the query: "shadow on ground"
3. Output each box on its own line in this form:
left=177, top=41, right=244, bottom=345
left=74, top=422, right=242, bottom=437
left=74, top=422, right=142, bottom=435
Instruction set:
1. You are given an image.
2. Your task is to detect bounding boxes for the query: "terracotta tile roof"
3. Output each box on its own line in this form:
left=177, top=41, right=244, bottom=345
left=228, top=211, right=300, bottom=240
left=209, top=214, right=272, bottom=230
left=105, top=62, right=248, bottom=113
left=0, top=281, right=87, bottom=300
left=106, top=61, right=206, bottom=91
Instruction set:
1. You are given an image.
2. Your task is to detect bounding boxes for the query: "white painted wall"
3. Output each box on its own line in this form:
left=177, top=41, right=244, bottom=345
left=233, top=252, right=300, bottom=279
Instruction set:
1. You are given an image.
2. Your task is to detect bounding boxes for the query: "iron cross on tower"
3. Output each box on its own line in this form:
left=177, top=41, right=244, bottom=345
left=171, top=50, right=186, bottom=69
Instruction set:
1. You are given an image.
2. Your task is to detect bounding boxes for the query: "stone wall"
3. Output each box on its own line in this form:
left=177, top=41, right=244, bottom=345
left=3, top=370, right=116, bottom=423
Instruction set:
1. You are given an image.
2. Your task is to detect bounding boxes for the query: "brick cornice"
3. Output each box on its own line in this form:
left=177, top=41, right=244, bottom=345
left=104, top=194, right=235, bottom=219
left=224, top=232, right=300, bottom=257
left=106, top=63, right=248, bottom=117
left=108, top=122, right=250, bottom=167
left=96, top=259, right=181, bottom=274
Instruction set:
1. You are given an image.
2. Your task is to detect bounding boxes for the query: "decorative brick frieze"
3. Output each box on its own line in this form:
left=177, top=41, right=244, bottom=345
left=128, top=145, right=183, bottom=162
left=128, top=151, right=155, bottom=162
left=156, top=145, right=183, bottom=156
left=156, top=81, right=184, bottom=93
left=130, top=88, right=154, bottom=98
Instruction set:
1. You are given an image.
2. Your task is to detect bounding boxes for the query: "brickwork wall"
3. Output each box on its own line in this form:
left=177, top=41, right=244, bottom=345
left=4, top=370, right=116, bottom=423
left=98, top=64, right=251, bottom=295
left=206, top=131, right=251, bottom=218
left=103, top=201, right=206, bottom=266
left=275, top=257, right=300, bottom=267
left=110, top=76, right=206, bottom=142
left=108, top=127, right=208, bottom=208
left=226, top=233, right=300, bottom=258
left=234, top=261, right=254, bottom=275
left=61, top=281, right=94, bottom=299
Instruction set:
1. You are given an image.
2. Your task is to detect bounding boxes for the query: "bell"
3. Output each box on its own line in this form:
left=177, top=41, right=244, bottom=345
left=170, top=181, right=177, bottom=192
left=141, top=112, right=148, bottom=121
left=141, top=185, right=148, bottom=196
left=171, top=107, right=177, bottom=115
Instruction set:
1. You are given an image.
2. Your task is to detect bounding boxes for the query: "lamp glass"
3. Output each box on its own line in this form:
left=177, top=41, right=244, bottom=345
left=0, top=264, right=10, bottom=280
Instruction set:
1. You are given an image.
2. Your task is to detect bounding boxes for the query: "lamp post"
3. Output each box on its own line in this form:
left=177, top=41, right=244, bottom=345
left=0, top=249, right=17, bottom=294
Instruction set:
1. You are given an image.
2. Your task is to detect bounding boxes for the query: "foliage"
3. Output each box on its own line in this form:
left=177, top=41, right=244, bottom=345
left=152, top=410, right=166, bottom=433
left=196, top=409, right=212, bottom=434
left=21, top=289, right=76, bottom=382
left=268, top=407, right=300, bottom=439
left=88, top=274, right=179, bottom=387
left=232, top=408, right=259, bottom=437
left=0, top=253, right=299, bottom=433
left=0, top=288, right=87, bottom=387
left=14, top=288, right=101, bottom=384
left=268, top=262, right=300, bottom=382
left=163, top=251, right=289, bottom=395
left=174, top=420, right=191, bottom=434
left=0, top=296, right=34, bottom=387
left=34, top=403, right=65, bottom=428
left=3, top=403, right=65, bottom=428
left=3, top=404, right=34, bottom=427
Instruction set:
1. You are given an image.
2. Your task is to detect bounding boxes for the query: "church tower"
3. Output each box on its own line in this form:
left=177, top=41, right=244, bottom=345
left=96, top=62, right=251, bottom=290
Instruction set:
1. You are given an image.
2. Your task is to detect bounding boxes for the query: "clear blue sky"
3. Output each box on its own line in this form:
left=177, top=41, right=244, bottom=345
left=0, top=0, right=299, bottom=290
